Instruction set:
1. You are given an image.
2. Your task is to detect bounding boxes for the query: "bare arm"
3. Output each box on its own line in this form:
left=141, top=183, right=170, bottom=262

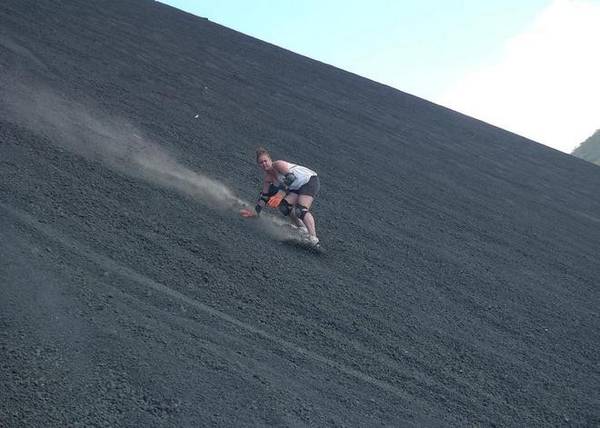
left=241, top=172, right=283, bottom=218
left=261, top=174, right=273, bottom=193
left=254, top=173, right=285, bottom=214
left=272, top=160, right=290, bottom=174
left=253, top=175, right=271, bottom=214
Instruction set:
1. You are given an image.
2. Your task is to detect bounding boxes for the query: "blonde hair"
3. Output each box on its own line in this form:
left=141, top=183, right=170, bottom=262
left=255, top=147, right=271, bottom=162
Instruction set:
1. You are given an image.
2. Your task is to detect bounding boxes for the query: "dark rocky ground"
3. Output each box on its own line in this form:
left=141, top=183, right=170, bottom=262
left=1, top=0, right=599, bottom=426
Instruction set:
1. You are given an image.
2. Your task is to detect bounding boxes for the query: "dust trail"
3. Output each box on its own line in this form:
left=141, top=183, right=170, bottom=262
left=1, top=81, right=246, bottom=210
left=1, top=81, right=302, bottom=241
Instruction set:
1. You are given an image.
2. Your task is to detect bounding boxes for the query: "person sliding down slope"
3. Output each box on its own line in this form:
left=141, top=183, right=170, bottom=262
left=240, top=147, right=320, bottom=247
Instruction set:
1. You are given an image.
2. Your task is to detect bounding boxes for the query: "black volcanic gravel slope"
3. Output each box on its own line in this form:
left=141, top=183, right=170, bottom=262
left=1, top=0, right=599, bottom=426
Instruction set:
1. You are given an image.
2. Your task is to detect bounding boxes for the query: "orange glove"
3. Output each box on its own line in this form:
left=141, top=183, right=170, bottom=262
left=240, top=208, right=257, bottom=218
left=267, top=191, right=286, bottom=208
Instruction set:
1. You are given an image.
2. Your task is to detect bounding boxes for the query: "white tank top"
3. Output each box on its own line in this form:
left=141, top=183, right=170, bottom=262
left=277, top=163, right=317, bottom=190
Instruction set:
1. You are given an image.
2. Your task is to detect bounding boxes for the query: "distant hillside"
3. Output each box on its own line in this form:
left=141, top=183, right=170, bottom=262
left=572, top=129, right=600, bottom=165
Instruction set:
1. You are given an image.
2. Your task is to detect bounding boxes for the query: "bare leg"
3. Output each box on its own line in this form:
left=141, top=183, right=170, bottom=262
left=301, top=212, right=316, bottom=237
left=297, top=195, right=316, bottom=237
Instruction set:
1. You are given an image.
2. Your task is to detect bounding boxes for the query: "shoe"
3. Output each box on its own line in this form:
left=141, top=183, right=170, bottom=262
left=307, top=235, right=319, bottom=246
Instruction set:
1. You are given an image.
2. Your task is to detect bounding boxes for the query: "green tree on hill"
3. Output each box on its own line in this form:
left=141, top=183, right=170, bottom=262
left=572, top=129, right=600, bottom=166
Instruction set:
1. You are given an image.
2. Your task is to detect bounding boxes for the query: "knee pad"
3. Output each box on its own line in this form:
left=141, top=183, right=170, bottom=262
left=278, top=200, right=291, bottom=216
left=294, top=204, right=309, bottom=220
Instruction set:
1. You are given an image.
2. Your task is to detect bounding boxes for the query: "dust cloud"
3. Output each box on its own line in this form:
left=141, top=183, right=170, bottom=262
left=1, top=81, right=298, bottom=241
left=1, top=82, right=245, bottom=210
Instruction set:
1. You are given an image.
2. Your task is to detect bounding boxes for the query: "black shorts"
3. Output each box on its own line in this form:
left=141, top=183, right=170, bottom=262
left=289, top=175, right=320, bottom=197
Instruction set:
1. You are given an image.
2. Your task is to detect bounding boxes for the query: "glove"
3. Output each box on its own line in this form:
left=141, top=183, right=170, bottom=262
left=266, top=190, right=286, bottom=207
left=240, top=208, right=257, bottom=218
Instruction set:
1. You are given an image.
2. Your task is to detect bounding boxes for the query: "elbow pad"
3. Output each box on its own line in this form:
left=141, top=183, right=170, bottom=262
left=283, top=172, right=296, bottom=187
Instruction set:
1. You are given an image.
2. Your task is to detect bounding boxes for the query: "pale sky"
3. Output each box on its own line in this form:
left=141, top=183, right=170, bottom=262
left=160, top=0, right=600, bottom=153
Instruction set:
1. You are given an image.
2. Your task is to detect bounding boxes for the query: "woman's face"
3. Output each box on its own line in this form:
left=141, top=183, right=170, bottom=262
left=257, top=154, right=272, bottom=171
